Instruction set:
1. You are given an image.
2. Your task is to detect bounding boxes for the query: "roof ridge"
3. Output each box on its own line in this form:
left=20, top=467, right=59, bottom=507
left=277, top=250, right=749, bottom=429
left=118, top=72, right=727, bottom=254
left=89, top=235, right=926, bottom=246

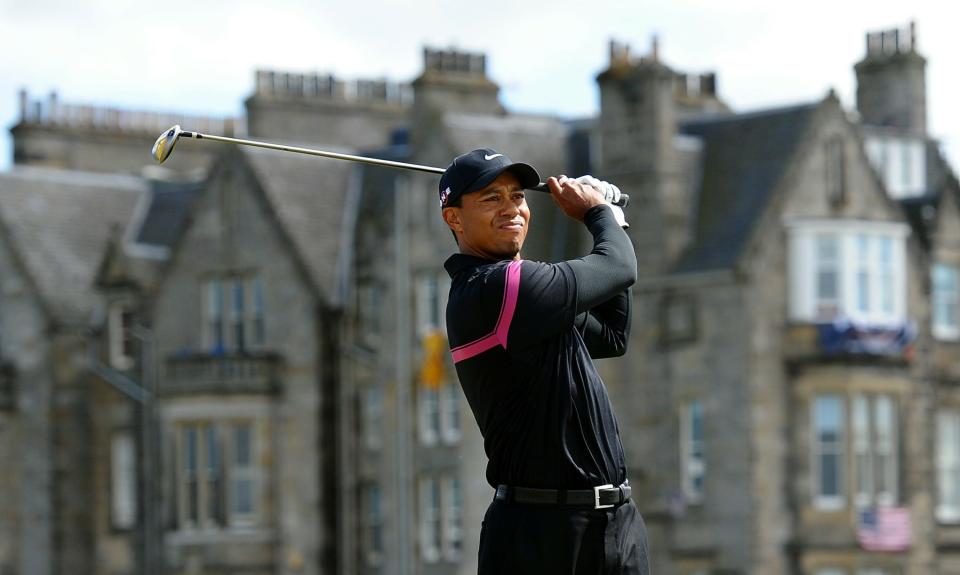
left=4, top=165, right=147, bottom=191
left=682, top=100, right=819, bottom=128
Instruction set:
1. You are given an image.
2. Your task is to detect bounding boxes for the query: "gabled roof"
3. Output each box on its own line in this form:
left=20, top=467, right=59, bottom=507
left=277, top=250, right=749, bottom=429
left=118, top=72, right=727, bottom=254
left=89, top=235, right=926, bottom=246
left=674, top=102, right=819, bottom=273
left=0, top=166, right=145, bottom=324
left=241, top=146, right=355, bottom=304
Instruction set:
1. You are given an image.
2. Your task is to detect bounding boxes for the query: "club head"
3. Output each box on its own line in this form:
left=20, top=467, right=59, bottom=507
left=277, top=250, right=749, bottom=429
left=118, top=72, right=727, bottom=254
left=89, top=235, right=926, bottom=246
left=152, top=125, right=183, bottom=164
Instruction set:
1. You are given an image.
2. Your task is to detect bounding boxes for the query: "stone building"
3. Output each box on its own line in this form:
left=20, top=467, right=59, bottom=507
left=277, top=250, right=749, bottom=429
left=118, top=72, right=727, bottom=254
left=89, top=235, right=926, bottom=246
left=1, top=21, right=958, bottom=575
left=594, top=22, right=960, bottom=575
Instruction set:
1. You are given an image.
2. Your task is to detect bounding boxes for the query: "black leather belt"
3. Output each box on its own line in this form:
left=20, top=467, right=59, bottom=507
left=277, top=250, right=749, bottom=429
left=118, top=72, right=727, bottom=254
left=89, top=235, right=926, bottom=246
left=495, top=483, right=631, bottom=510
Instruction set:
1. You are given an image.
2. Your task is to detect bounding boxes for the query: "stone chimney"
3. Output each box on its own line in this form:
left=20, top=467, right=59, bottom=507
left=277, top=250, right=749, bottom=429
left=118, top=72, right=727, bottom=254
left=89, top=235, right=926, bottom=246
left=596, top=37, right=690, bottom=276
left=410, top=47, right=503, bottom=151
left=855, top=21, right=927, bottom=135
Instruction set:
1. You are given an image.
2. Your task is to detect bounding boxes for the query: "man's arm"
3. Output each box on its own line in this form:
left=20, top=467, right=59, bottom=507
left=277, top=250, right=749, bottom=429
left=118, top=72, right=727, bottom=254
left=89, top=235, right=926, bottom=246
left=504, top=178, right=636, bottom=355
left=576, top=289, right=631, bottom=359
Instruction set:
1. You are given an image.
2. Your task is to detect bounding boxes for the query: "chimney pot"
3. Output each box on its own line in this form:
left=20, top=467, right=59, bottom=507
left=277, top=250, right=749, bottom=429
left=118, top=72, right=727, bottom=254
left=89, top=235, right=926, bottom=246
left=18, top=89, right=28, bottom=121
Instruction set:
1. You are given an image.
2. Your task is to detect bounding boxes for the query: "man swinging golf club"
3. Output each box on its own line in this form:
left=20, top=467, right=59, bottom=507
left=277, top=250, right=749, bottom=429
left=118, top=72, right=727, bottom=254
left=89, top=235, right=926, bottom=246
left=440, top=149, right=649, bottom=574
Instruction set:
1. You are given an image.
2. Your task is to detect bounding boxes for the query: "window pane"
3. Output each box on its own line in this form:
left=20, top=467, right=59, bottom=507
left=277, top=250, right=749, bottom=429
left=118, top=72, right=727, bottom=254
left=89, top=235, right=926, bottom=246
left=820, top=454, right=840, bottom=497
left=234, top=425, right=251, bottom=467
left=184, top=426, right=199, bottom=523
left=207, top=281, right=224, bottom=349
left=111, top=432, right=137, bottom=529
left=878, top=237, right=895, bottom=314
left=814, top=396, right=844, bottom=502
left=939, top=412, right=960, bottom=520
left=815, top=235, right=840, bottom=315
left=232, top=280, right=246, bottom=350
left=252, top=278, right=265, bottom=346
left=205, top=426, right=222, bottom=525
left=854, top=395, right=872, bottom=502
left=235, top=479, right=253, bottom=515
left=934, top=264, right=959, bottom=332
left=874, top=395, right=897, bottom=503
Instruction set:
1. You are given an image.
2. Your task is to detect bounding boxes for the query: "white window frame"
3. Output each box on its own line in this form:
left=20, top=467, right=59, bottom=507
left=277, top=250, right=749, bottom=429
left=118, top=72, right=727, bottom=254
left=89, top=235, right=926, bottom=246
left=442, top=475, right=463, bottom=561
left=853, top=394, right=899, bottom=508
left=174, top=419, right=262, bottom=531
left=108, top=301, right=136, bottom=370
left=933, top=263, right=960, bottom=340
left=812, top=395, right=846, bottom=510
left=419, top=387, right=441, bottom=446
left=202, top=275, right=265, bottom=352
left=787, top=220, right=909, bottom=325
left=680, top=401, right=705, bottom=504
left=203, top=278, right=225, bottom=351
left=864, top=135, right=926, bottom=199
left=937, top=410, right=960, bottom=523
left=110, top=430, right=137, bottom=530
left=418, top=476, right=441, bottom=563
left=227, top=422, right=258, bottom=527
left=416, top=275, right=441, bottom=337
left=441, top=383, right=461, bottom=445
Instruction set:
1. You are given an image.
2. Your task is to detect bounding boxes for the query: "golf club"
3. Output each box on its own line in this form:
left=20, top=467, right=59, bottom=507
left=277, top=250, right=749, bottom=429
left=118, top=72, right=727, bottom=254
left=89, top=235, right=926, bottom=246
left=151, top=125, right=629, bottom=206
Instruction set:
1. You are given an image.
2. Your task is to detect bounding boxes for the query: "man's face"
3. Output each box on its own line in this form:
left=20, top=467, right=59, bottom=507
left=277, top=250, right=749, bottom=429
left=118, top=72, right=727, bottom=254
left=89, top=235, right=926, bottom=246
left=442, top=171, right=530, bottom=261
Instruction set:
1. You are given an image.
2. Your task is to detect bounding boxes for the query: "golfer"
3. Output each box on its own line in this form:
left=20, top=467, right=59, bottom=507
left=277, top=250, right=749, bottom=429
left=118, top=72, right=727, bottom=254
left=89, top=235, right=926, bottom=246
left=440, top=149, right=648, bottom=574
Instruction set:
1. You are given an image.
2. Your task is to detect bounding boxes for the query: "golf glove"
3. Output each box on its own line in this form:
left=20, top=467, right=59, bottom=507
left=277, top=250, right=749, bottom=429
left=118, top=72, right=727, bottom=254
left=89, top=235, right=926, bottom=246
left=576, top=175, right=629, bottom=228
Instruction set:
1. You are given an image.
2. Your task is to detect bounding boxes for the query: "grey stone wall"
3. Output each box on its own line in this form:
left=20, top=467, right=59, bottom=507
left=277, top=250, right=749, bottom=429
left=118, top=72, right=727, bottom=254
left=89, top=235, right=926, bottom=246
left=149, top=153, right=325, bottom=574
left=0, top=224, right=54, bottom=575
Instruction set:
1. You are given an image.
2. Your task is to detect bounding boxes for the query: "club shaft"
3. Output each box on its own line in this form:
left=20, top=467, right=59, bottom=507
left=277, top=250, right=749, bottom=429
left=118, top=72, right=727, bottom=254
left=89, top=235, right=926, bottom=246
left=180, top=130, right=627, bottom=205
left=183, top=131, right=446, bottom=175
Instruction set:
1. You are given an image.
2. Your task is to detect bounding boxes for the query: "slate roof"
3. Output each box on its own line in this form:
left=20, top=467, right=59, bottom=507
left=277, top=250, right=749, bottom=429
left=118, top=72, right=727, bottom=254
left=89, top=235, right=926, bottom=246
left=674, top=102, right=819, bottom=273
left=0, top=166, right=146, bottom=324
left=133, top=178, right=204, bottom=249
left=241, top=146, right=355, bottom=304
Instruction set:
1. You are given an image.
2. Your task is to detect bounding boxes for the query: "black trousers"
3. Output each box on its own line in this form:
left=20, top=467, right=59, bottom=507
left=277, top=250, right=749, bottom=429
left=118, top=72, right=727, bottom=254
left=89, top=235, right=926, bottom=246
left=477, top=497, right=650, bottom=575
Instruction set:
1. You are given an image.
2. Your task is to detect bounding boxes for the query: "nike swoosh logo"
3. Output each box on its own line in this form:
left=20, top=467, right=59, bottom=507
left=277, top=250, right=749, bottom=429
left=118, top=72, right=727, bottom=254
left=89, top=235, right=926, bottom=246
left=484, top=154, right=503, bottom=161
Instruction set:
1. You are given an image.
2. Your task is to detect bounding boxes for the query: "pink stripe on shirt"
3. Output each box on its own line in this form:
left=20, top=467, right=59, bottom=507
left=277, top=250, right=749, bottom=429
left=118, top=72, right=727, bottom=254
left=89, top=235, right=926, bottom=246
left=450, top=260, right=522, bottom=363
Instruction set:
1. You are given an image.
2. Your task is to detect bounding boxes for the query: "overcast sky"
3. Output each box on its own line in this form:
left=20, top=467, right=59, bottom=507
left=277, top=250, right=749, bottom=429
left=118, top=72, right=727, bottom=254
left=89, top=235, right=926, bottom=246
left=0, top=0, right=956, bottom=171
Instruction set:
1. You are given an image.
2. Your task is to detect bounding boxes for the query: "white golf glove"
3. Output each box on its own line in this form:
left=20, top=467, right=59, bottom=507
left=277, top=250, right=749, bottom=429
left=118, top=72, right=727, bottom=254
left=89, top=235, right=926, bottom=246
left=575, top=175, right=629, bottom=228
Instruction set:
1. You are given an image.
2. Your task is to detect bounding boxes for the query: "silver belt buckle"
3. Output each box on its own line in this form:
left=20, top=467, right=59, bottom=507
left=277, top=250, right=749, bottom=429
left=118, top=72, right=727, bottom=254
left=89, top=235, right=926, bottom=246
left=593, top=484, right=615, bottom=509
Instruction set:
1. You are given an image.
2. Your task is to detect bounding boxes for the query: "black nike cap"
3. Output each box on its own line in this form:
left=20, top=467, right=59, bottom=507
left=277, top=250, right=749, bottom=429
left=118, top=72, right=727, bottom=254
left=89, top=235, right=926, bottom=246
left=438, top=148, right=540, bottom=208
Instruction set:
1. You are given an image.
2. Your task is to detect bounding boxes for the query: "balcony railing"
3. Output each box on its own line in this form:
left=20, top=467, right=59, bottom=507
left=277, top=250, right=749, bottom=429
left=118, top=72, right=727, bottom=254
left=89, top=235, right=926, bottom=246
left=784, top=319, right=916, bottom=364
left=164, top=353, right=282, bottom=396
left=0, top=362, right=14, bottom=411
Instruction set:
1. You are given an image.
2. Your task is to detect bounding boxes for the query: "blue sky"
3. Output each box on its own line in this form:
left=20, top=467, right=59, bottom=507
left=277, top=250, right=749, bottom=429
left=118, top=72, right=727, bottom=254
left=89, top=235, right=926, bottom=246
left=1, top=0, right=956, bottom=170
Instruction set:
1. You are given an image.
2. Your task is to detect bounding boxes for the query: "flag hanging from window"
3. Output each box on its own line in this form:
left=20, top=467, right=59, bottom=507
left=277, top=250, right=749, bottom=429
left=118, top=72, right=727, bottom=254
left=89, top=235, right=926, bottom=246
left=420, top=330, right=447, bottom=390
left=857, top=506, right=911, bottom=552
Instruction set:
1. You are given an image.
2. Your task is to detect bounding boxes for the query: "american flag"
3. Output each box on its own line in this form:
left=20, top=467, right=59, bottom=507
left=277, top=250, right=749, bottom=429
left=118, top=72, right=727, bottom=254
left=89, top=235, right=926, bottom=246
left=857, top=507, right=912, bottom=551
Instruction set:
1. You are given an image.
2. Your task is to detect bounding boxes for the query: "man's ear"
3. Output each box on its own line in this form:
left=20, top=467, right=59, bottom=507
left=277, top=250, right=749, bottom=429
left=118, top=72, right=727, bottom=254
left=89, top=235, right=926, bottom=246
left=442, top=207, right=463, bottom=233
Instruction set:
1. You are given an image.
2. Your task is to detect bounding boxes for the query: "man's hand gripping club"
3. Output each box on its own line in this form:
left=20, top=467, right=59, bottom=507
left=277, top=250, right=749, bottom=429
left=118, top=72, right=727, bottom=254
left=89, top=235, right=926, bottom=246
left=547, top=175, right=629, bottom=228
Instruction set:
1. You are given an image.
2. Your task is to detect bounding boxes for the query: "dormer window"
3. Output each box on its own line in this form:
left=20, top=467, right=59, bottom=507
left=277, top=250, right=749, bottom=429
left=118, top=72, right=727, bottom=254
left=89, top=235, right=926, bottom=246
left=864, top=135, right=926, bottom=199
left=109, top=301, right=136, bottom=370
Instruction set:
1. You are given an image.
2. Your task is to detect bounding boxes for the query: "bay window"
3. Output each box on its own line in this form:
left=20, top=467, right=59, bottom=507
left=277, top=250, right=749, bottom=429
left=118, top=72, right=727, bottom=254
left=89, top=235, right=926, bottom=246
left=788, top=221, right=908, bottom=325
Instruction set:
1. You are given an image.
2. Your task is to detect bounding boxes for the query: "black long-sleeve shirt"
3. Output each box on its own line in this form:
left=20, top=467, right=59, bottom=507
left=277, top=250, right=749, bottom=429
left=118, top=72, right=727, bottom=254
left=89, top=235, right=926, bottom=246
left=444, top=204, right=637, bottom=489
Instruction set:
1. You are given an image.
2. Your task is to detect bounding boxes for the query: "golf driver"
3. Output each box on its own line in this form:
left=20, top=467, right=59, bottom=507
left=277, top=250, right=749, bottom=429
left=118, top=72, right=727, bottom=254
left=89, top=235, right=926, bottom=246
left=152, top=125, right=629, bottom=206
